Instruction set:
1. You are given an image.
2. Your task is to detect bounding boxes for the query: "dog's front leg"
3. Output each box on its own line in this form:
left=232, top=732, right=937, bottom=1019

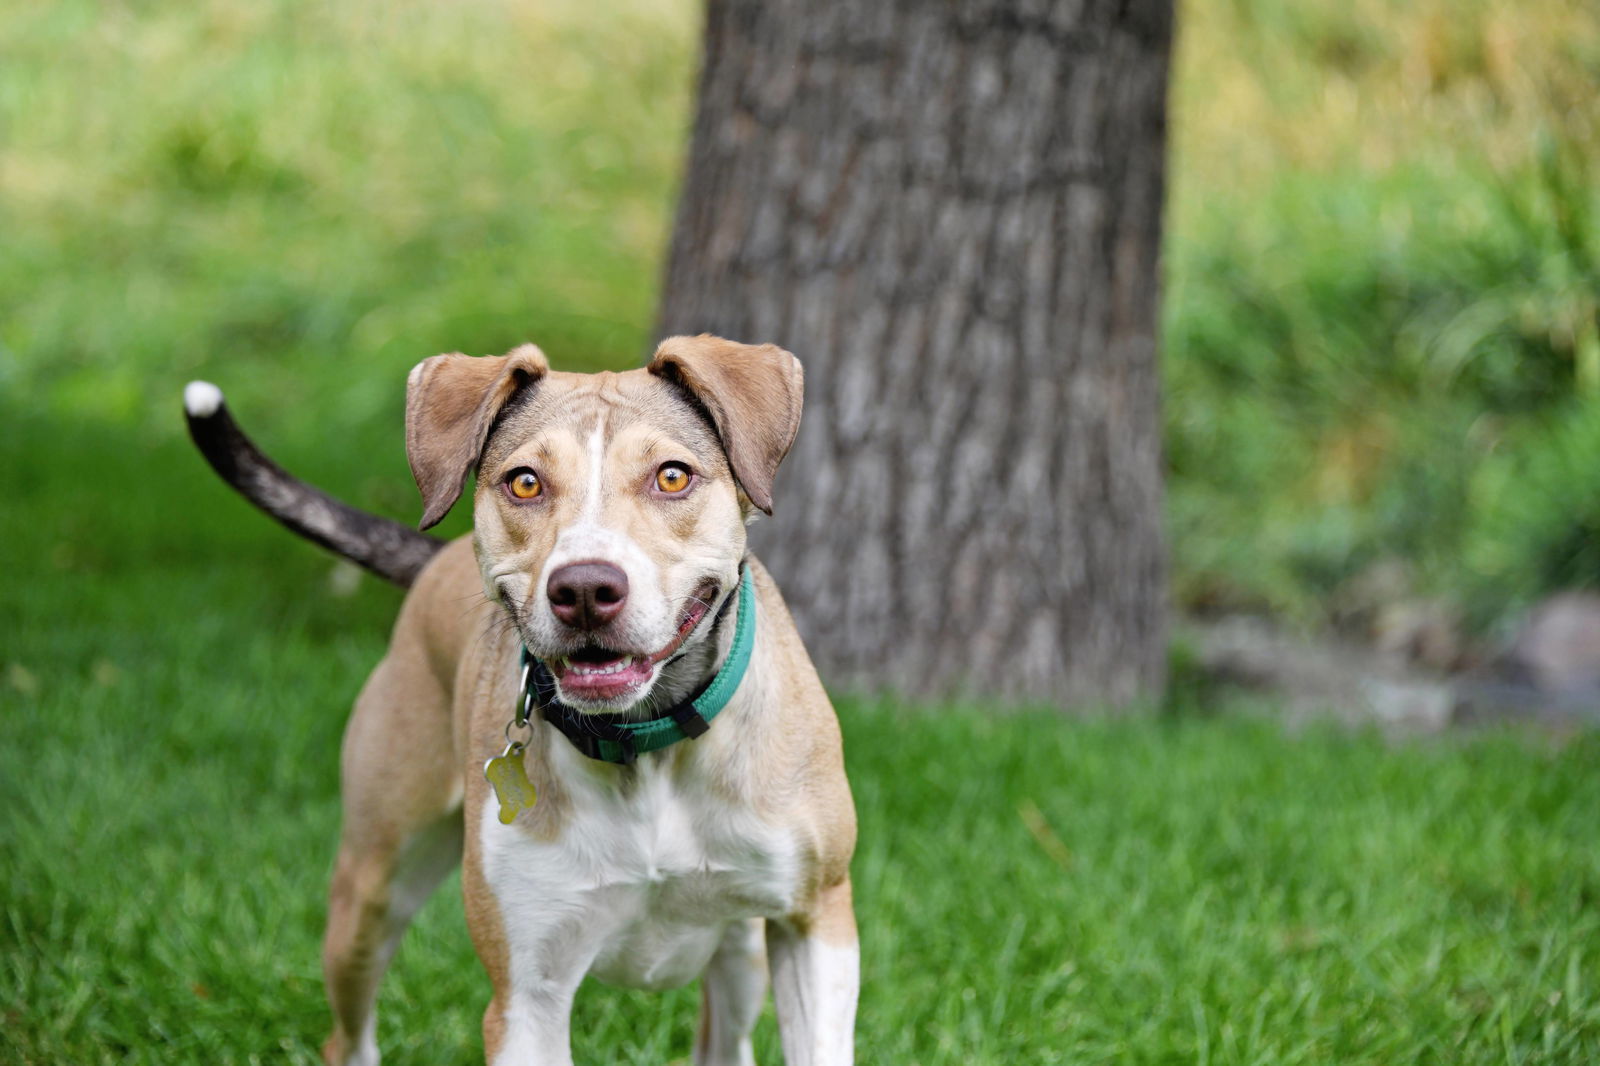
left=767, top=879, right=858, bottom=1066
left=465, top=843, right=588, bottom=1066
left=696, top=918, right=767, bottom=1066
left=482, top=980, right=582, bottom=1066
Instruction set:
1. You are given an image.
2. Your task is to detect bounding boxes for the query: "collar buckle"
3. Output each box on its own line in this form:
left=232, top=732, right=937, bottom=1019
left=668, top=705, right=711, bottom=739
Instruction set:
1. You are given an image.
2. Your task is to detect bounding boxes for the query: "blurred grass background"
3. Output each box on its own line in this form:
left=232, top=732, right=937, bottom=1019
left=1167, top=0, right=1600, bottom=629
left=5, top=1, right=1600, bottom=1061
left=3, top=0, right=1598, bottom=628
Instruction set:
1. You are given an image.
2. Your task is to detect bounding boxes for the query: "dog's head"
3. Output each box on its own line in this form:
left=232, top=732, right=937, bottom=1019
left=404, top=334, right=803, bottom=711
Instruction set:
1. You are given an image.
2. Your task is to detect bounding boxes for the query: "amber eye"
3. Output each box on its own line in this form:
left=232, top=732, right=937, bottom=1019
left=506, top=469, right=542, bottom=500
left=655, top=463, right=692, bottom=494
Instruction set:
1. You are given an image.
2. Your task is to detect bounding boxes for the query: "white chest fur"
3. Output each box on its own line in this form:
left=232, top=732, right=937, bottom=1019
left=479, top=754, right=800, bottom=993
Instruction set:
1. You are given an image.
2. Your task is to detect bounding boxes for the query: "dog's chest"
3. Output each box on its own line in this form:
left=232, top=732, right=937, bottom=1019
left=480, top=760, right=799, bottom=990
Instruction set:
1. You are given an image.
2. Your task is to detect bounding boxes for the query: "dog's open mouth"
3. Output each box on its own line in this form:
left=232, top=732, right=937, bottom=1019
left=546, top=581, right=719, bottom=705
left=549, top=646, right=658, bottom=703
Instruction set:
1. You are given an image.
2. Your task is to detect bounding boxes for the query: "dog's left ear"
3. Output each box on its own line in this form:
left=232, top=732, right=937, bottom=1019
left=405, top=344, right=550, bottom=529
left=647, top=334, right=804, bottom=515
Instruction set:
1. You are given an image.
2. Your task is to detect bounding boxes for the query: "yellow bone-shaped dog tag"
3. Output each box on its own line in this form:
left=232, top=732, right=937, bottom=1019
left=484, top=742, right=536, bottom=824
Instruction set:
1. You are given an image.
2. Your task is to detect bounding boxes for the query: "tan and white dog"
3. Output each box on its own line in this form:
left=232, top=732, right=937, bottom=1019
left=183, top=336, right=857, bottom=1066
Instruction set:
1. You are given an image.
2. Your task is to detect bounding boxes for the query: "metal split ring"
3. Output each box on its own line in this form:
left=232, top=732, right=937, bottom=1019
left=504, top=717, right=535, bottom=747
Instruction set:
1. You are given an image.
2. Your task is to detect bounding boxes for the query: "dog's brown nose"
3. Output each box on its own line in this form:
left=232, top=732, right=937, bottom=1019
left=546, top=562, right=629, bottom=629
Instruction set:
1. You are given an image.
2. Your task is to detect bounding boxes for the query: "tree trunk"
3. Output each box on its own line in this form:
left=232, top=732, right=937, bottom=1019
left=657, top=0, right=1171, bottom=709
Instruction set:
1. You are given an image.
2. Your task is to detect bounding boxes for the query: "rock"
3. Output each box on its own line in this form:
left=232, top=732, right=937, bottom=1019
left=1509, top=592, right=1600, bottom=695
left=1373, top=599, right=1464, bottom=673
left=1359, top=677, right=1455, bottom=733
left=1184, top=615, right=1460, bottom=733
left=1330, top=557, right=1414, bottom=633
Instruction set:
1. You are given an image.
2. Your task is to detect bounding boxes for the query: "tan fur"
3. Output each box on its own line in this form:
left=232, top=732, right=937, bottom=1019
left=320, top=340, right=857, bottom=1065
left=406, top=344, right=550, bottom=529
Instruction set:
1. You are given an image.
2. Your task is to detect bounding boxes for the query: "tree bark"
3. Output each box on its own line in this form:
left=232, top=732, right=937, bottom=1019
left=657, top=0, right=1171, bottom=709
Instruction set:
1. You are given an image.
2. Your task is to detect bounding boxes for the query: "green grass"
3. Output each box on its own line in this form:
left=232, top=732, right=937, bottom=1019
left=3, top=423, right=1599, bottom=1063
left=3, top=396, right=1598, bottom=1064
left=6, top=496, right=1600, bottom=1063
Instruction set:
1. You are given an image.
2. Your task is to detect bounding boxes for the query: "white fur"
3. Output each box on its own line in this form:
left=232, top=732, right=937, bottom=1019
left=770, top=936, right=859, bottom=1066
left=581, top=423, right=607, bottom=524
left=699, top=919, right=767, bottom=1066
left=480, top=744, right=802, bottom=1065
left=183, top=380, right=223, bottom=417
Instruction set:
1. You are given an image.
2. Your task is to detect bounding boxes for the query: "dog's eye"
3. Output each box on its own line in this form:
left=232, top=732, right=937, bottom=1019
left=506, top=469, right=542, bottom=500
left=655, top=463, right=692, bottom=494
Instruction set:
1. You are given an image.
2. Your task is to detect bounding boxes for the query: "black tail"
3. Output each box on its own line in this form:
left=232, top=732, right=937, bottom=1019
left=183, top=381, right=446, bottom=588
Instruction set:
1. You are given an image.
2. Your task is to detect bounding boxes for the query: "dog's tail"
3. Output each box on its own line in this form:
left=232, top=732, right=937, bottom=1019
left=182, top=381, right=446, bottom=588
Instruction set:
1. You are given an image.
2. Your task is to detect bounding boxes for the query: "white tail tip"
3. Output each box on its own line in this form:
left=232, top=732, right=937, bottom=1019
left=183, top=380, right=224, bottom=417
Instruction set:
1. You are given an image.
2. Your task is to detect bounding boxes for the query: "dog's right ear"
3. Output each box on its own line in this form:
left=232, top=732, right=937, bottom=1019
left=405, top=344, right=550, bottom=529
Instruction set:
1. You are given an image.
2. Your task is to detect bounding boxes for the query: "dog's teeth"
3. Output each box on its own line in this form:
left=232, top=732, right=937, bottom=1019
left=565, top=655, right=634, bottom=677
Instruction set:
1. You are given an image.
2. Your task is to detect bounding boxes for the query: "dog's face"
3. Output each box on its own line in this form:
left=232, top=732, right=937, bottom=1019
left=404, top=335, right=803, bottom=711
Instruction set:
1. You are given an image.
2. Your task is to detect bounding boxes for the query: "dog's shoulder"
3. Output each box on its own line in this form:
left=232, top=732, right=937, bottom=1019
left=391, top=535, right=491, bottom=690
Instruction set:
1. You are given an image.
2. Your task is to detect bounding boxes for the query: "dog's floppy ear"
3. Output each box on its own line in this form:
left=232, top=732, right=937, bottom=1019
left=647, top=334, right=803, bottom=515
left=405, top=344, right=550, bottom=529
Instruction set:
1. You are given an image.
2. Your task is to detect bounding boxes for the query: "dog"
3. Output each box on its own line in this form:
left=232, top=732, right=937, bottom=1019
left=183, top=335, right=858, bottom=1066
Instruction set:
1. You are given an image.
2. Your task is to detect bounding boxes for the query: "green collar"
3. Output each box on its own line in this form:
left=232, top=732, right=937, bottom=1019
left=522, top=564, right=757, bottom=765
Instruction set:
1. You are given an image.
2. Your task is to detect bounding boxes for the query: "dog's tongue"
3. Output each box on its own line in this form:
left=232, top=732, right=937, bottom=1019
left=550, top=651, right=655, bottom=703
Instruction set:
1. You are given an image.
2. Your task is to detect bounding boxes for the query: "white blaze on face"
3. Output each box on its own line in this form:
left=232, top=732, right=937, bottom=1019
left=532, top=417, right=672, bottom=653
